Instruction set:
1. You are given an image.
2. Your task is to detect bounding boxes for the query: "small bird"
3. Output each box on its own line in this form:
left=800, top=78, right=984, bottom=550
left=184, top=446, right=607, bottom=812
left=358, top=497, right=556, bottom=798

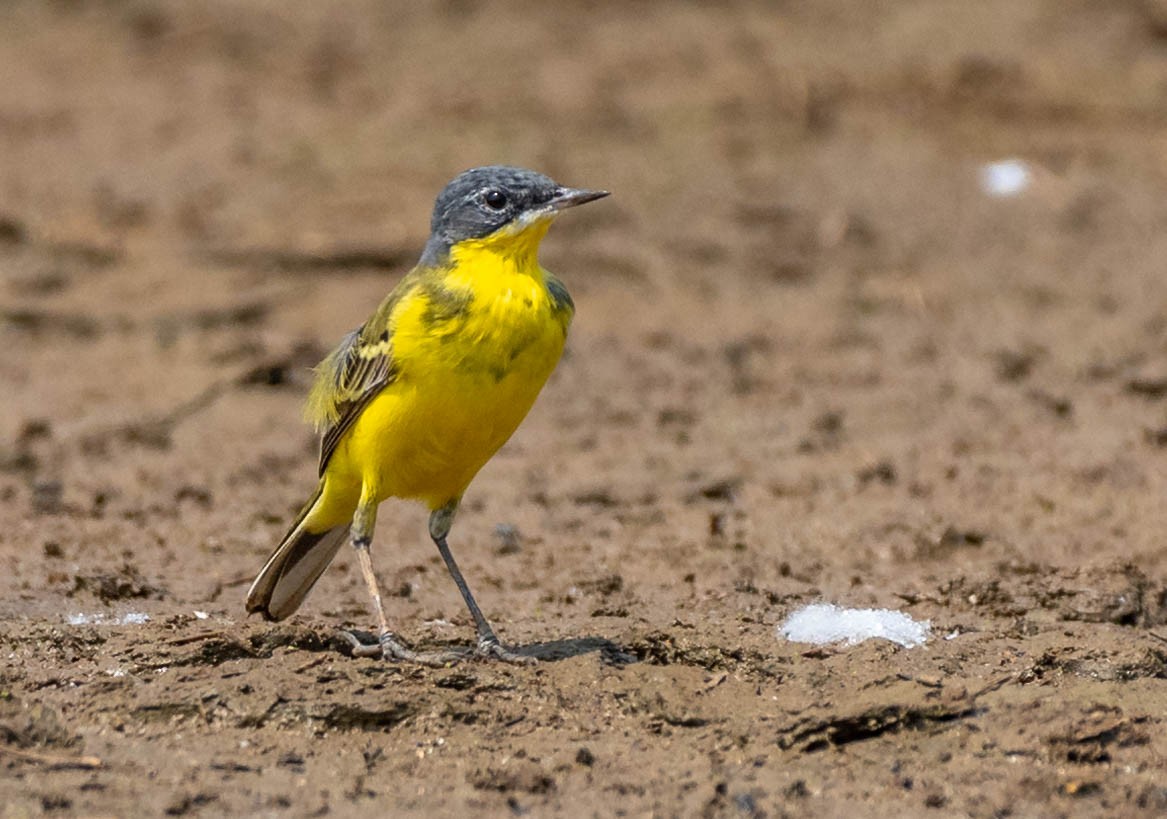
left=246, top=166, right=609, bottom=664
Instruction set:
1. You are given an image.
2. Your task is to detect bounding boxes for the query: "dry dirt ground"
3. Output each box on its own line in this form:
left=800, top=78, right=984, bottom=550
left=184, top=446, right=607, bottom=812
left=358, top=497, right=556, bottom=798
left=3, top=1, right=1167, bottom=816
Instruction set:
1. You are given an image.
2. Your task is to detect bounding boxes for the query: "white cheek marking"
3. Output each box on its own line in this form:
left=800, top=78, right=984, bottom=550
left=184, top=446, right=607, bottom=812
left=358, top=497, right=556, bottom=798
left=498, top=209, right=555, bottom=237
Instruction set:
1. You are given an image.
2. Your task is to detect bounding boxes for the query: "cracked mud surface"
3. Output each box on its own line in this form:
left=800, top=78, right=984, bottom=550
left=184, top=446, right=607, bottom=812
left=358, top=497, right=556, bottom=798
left=3, top=2, right=1167, bottom=816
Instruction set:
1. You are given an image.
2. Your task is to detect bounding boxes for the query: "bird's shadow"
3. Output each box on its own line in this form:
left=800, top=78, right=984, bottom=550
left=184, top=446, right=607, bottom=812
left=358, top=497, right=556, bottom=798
left=519, top=635, right=638, bottom=665
left=336, top=631, right=638, bottom=666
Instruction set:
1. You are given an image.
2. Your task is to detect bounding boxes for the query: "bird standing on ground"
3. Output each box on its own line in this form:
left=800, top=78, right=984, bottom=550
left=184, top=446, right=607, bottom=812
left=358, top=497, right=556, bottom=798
left=246, top=166, right=609, bottom=664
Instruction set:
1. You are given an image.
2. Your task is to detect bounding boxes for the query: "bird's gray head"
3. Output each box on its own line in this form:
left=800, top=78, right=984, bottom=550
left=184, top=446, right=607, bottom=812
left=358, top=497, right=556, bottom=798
left=421, top=165, right=608, bottom=264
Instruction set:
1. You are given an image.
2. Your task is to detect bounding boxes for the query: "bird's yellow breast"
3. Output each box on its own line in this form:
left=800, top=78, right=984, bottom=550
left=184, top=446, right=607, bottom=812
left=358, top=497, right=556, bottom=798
left=326, top=233, right=572, bottom=511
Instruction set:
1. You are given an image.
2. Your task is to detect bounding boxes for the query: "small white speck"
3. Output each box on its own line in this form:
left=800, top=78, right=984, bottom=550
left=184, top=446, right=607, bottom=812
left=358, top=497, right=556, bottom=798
left=66, top=611, right=150, bottom=626
left=779, top=603, right=931, bottom=648
left=193, top=611, right=209, bottom=620
left=979, top=159, right=1031, bottom=198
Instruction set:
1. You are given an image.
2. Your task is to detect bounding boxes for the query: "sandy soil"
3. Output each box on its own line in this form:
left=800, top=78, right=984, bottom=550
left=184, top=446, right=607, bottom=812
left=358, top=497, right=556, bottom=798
left=3, top=1, right=1167, bottom=816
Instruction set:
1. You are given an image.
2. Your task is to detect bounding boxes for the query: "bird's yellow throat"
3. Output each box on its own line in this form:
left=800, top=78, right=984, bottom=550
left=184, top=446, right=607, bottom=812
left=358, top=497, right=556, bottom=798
left=448, top=212, right=554, bottom=272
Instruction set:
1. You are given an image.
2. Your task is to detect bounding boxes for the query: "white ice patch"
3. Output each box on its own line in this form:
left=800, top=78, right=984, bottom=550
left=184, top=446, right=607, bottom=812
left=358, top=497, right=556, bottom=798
left=66, top=611, right=150, bottom=626
left=779, top=603, right=930, bottom=648
left=979, top=159, right=1031, bottom=197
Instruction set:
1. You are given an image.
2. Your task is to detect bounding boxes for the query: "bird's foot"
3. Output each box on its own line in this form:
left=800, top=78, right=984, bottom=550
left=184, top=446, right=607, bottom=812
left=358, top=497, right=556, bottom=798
left=338, top=629, right=466, bottom=667
left=336, top=630, right=533, bottom=666
left=476, top=634, right=536, bottom=665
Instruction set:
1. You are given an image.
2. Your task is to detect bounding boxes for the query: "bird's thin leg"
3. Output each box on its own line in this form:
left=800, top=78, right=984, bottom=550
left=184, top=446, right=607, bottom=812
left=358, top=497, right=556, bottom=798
left=344, top=495, right=462, bottom=666
left=429, top=502, right=533, bottom=664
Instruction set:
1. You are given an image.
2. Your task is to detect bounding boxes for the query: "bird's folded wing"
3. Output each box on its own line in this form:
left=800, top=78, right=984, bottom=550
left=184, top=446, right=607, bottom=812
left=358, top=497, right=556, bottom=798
left=306, top=284, right=411, bottom=475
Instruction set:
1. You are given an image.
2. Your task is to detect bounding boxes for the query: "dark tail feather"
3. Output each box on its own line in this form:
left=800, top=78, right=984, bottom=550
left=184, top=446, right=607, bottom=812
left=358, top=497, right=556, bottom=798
left=246, top=484, right=350, bottom=621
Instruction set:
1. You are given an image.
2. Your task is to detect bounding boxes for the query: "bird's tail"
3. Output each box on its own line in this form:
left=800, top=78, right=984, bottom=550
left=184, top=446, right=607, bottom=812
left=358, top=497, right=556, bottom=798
left=246, top=482, right=351, bottom=621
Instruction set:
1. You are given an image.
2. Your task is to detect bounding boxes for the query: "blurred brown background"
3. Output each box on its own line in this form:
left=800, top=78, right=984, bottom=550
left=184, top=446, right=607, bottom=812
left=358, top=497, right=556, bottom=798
left=2, top=1, right=1167, bottom=816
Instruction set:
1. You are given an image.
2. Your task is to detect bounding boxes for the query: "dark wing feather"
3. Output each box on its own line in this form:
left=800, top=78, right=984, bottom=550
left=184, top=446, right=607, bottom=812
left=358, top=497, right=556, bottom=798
left=315, top=329, right=397, bottom=475
left=306, top=280, right=415, bottom=475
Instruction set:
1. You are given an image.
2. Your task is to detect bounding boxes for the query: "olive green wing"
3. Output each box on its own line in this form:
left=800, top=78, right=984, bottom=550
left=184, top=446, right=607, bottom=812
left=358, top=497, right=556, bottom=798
left=305, top=282, right=413, bottom=476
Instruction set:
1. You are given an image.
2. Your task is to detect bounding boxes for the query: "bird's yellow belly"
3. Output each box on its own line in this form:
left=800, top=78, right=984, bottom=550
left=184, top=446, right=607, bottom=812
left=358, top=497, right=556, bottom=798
left=331, top=325, right=564, bottom=509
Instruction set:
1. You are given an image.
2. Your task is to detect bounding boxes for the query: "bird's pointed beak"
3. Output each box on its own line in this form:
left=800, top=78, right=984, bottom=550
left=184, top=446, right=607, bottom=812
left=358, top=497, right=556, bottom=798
left=548, top=187, right=610, bottom=211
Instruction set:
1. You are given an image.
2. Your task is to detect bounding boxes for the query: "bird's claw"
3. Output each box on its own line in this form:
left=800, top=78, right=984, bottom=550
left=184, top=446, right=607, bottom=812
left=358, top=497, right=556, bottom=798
left=476, top=634, right=536, bottom=665
left=337, top=629, right=464, bottom=667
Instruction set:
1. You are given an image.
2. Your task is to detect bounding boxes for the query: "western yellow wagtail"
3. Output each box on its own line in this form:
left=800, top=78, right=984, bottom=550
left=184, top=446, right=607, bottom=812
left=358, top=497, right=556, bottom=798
left=246, top=166, right=609, bottom=664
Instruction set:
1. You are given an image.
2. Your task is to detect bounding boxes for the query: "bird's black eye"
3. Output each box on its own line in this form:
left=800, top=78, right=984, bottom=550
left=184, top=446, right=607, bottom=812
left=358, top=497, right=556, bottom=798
left=483, top=189, right=507, bottom=210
